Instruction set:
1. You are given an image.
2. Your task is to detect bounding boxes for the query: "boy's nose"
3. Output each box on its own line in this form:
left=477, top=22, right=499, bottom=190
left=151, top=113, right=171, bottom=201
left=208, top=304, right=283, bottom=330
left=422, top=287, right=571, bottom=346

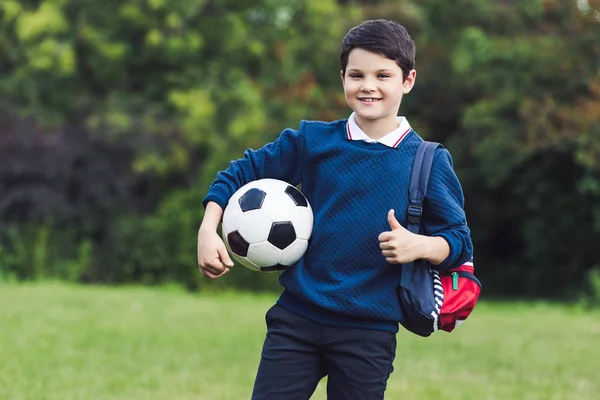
left=360, top=75, right=377, bottom=92
left=360, top=84, right=376, bottom=92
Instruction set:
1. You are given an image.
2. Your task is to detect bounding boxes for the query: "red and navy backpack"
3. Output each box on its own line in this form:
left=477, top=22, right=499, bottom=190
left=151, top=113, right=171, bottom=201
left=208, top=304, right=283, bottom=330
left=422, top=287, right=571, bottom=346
left=397, top=141, right=482, bottom=337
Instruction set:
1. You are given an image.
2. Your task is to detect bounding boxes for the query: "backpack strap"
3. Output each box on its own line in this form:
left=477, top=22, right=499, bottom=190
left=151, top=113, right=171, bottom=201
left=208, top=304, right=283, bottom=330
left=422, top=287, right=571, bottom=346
left=401, top=141, right=442, bottom=289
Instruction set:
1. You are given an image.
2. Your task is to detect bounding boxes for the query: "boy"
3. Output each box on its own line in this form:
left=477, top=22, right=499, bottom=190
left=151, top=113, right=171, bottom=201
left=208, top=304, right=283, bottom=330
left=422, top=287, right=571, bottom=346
left=197, top=19, right=472, bottom=400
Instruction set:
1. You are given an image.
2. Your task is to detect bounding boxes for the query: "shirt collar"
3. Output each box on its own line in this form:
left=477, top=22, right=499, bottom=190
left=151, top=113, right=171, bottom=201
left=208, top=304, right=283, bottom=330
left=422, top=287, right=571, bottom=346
left=346, top=112, right=412, bottom=148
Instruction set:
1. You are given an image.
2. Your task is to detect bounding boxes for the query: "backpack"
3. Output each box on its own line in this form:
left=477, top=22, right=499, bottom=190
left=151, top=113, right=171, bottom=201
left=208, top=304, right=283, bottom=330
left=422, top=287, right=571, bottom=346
left=397, top=141, right=482, bottom=337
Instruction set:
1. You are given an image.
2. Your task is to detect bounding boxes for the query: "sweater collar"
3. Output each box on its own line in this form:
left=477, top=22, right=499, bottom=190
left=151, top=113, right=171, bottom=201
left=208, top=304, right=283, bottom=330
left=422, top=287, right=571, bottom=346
left=346, top=112, right=412, bottom=148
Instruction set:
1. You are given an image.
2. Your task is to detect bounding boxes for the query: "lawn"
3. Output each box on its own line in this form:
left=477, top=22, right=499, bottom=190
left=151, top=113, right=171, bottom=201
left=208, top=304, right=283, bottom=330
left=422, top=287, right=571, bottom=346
left=1, top=281, right=599, bottom=400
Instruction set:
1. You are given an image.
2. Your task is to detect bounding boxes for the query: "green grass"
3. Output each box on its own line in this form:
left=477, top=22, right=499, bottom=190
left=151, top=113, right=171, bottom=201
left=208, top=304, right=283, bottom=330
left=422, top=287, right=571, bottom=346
left=1, top=282, right=599, bottom=400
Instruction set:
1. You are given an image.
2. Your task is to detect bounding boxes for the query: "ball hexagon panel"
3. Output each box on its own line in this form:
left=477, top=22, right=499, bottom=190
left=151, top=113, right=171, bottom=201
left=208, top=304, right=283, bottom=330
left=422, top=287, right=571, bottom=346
left=222, top=204, right=242, bottom=236
left=290, top=206, right=314, bottom=240
left=237, top=209, right=273, bottom=244
left=259, top=188, right=299, bottom=222
left=268, top=221, right=297, bottom=250
left=247, top=241, right=282, bottom=267
left=280, top=239, right=308, bottom=266
left=238, top=188, right=266, bottom=212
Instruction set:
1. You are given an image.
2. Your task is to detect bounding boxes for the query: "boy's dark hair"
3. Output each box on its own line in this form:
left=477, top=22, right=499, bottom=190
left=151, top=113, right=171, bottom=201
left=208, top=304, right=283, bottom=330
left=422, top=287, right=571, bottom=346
left=340, top=19, right=415, bottom=81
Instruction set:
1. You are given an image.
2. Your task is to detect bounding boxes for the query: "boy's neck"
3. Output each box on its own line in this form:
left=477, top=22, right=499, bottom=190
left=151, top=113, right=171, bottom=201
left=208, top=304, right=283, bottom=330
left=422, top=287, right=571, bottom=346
left=354, top=114, right=400, bottom=140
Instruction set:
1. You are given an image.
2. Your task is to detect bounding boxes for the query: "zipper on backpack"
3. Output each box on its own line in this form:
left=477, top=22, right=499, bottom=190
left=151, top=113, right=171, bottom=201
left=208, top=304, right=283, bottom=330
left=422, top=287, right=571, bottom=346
left=443, top=270, right=483, bottom=289
left=452, top=272, right=459, bottom=290
left=452, top=271, right=481, bottom=287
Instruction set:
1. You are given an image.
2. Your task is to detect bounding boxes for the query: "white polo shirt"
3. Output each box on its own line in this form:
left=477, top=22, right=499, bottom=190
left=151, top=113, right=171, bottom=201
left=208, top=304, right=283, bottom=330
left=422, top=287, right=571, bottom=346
left=346, top=112, right=412, bottom=148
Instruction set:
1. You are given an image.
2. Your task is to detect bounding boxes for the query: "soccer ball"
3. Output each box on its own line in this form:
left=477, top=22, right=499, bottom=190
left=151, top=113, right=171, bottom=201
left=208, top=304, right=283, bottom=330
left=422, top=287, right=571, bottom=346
left=221, top=179, right=313, bottom=272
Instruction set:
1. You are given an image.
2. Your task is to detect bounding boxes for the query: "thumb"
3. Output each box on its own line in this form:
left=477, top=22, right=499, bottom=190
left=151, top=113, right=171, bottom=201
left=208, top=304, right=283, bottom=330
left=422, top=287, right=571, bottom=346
left=218, top=245, right=234, bottom=267
left=388, top=209, right=403, bottom=230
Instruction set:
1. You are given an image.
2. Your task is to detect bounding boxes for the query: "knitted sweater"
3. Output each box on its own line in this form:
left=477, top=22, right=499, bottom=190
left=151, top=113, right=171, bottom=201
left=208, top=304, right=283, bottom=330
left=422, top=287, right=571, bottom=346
left=203, top=119, right=473, bottom=333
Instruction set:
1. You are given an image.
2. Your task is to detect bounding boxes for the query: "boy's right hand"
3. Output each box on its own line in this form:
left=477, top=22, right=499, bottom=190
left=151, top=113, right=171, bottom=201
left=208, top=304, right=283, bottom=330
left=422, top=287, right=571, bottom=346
left=197, top=228, right=235, bottom=279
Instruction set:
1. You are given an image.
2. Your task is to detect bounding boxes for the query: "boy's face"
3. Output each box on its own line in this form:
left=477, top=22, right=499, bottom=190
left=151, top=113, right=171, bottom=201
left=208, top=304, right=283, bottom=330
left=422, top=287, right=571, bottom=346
left=341, top=48, right=416, bottom=128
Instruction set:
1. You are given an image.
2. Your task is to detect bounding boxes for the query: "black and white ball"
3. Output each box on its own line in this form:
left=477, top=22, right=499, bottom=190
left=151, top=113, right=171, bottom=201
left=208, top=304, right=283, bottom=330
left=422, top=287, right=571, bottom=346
left=222, top=179, right=313, bottom=272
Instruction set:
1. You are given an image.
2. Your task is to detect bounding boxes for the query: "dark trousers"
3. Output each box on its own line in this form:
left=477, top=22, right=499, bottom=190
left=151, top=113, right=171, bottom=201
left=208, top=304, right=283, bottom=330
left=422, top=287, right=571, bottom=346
left=251, top=304, right=397, bottom=400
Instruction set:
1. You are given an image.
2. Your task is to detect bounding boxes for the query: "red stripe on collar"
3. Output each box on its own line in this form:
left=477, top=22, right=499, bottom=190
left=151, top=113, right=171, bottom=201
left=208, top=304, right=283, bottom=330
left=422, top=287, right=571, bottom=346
left=392, top=127, right=411, bottom=148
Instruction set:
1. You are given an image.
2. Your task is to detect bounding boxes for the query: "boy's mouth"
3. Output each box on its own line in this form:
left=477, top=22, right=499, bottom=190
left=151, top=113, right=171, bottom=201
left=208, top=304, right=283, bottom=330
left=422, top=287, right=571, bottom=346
left=358, top=97, right=382, bottom=103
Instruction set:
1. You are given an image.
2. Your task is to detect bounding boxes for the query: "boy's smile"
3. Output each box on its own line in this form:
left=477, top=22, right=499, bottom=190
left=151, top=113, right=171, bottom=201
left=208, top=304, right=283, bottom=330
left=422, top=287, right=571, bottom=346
left=358, top=97, right=382, bottom=104
left=341, top=48, right=416, bottom=139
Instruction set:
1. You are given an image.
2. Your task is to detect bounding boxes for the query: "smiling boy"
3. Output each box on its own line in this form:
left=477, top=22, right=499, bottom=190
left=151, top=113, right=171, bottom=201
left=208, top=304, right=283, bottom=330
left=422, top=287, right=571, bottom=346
left=198, top=19, right=472, bottom=400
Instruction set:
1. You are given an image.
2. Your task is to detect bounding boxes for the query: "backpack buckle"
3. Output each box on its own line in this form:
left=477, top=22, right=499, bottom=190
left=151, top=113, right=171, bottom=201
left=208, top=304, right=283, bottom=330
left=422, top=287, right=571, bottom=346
left=407, top=205, right=422, bottom=224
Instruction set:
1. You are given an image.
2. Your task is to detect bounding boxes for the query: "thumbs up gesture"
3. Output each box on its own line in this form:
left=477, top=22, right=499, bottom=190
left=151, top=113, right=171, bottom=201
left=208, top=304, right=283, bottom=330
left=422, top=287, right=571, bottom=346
left=378, top=209, right=425, bottom=264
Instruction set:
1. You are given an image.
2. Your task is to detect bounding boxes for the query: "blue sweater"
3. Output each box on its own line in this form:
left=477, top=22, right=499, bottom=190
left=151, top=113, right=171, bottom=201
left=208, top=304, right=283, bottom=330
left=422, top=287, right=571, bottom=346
left=203, top=119, right=473, bottom=333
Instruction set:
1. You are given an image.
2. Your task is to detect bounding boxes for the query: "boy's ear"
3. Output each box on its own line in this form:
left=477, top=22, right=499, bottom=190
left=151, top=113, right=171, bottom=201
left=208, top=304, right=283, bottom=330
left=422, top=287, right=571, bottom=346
left=340, top=70, right=345, bottom=84
left=402, top=69, right=417, bottom=94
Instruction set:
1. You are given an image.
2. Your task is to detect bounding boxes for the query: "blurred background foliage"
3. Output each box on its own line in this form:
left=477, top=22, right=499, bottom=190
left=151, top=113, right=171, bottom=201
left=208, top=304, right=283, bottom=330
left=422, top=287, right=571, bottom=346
left=0, top=0, right=599, bottom=299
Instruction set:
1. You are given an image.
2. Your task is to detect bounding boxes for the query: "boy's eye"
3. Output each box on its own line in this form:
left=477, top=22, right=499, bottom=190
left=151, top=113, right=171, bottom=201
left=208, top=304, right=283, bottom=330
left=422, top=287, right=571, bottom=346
left=349, top=74, right=362, bottom=78
left=378, top=74, right=390, bottom=79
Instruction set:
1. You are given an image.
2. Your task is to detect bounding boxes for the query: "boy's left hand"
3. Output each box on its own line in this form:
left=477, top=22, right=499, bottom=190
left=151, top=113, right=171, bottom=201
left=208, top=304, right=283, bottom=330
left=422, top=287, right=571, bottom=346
left=378, top=209, right=426, bottom=264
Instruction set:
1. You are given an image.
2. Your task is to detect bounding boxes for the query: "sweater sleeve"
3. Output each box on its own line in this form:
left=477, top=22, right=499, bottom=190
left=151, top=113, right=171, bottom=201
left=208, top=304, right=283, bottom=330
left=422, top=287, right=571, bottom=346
left=202, top=126, right=304, bottom=210
left=422, top=148, right=473, bottom=270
